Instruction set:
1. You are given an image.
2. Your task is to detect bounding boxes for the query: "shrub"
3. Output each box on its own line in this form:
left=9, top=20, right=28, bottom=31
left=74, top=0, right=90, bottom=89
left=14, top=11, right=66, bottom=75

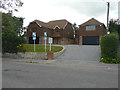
left=2, top=30, right=25, bottom=54
left=17, top=44, right=26, bottom=53
left=101, top=33, right=119, bottom=59
left=2, top=13, right=25, bottom=54
left=100, top=57, right=120, bottom=64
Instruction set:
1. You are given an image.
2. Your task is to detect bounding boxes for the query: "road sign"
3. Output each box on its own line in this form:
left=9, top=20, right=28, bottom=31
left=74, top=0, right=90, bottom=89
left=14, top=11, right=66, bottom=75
left=44, top=32, right=47, bottom=40
left=44, top=32, right=47, bottom=53
left=48, top=37, right=53, bottom=44
left=33, top=32, right=36, bottom=40
left=48, top=37, right=53, bottom=51
left=32, top=32, right=36, bottom=52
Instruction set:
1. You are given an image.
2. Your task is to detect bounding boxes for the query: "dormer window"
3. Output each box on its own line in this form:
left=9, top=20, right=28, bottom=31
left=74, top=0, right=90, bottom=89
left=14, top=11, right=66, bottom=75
left=86, top=25, right=96, bottom=30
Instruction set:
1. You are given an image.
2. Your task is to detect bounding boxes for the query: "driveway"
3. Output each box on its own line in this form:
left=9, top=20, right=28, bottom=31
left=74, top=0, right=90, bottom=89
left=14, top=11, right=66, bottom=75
left=55, top=45, right=101, bottom=63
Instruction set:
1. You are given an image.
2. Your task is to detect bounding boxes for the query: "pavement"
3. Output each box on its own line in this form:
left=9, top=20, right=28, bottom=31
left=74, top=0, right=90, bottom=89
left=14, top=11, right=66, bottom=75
left=2, top=58, right=56, bottom=64
left=2, top=45, right=119, bottom=88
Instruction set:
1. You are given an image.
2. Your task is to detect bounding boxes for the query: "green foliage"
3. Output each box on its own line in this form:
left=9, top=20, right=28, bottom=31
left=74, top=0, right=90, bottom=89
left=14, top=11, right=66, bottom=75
left=12, top=16, right=24, bottom=36
left=2, top=30, right=24, bottom=53
left=17, top=44, right=26, bottom=53
left=2, top=12, right=25, bottom=54
left=109, top=19, right=119, bottom=33
left=2, top=13, right=24, bottom=36
left=24, top=44, right=63, bottom=52
left=100, top=57, right=120, bottom=64
left=72, top=23, right=78, bottom=30
left=101, top=33, right=119, bottom=59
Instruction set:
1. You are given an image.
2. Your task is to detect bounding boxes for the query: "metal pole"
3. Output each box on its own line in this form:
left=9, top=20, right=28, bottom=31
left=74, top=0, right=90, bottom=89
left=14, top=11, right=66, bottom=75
left=34, top=40, right=35, bottom=52
left=50, top=43, right=51, bottom=52
left=45, top=40, right=46, bottom=53
left=107, top=2, right=110, bottom=29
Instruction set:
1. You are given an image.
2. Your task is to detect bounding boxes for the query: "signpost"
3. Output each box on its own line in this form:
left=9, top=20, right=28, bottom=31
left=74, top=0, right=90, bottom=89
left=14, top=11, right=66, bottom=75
left=33, top=32, right=36, bottom=52
left=44, top=32, right=47, bottom=53
left=48, top=37, right=53, bottom=51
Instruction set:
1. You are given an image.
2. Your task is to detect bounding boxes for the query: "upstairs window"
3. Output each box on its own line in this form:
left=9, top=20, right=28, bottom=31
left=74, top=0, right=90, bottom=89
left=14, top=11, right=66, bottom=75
left=86, top=25, right=96, bottom=30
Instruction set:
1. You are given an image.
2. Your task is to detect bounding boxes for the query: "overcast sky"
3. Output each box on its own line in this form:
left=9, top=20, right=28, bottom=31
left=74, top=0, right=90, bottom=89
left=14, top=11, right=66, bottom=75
left=13, top=0, right=119, bottom=27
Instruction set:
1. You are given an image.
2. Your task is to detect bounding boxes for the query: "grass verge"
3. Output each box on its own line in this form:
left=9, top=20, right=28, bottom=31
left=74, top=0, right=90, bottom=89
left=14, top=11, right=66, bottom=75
left=24, top=44, right=63, bottom=52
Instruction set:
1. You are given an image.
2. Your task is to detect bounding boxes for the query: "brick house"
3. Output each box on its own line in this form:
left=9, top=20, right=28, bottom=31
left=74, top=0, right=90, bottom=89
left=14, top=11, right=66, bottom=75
left=76, top=18, right=107, bottom=45
left=26, top=19, right=74, bottom=44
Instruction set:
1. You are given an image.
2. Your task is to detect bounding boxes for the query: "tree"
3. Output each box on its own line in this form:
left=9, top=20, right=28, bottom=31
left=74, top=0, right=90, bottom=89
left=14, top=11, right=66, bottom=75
left=2, top=12, right=25, bottom=54
left=1, top=0, right=25, bottom=54
left=12, top=16, right=24, bottom=36
left=2, top=28, right=24, bottom=53
left=109, top=19, right=119, bottom=33
left=72, top=23, right=78, bottom=30
left=0, top=0, right=23, bottom=13
left=2, top=12, right=24, bottom=36
left=22, top=31, right=27, bottom=37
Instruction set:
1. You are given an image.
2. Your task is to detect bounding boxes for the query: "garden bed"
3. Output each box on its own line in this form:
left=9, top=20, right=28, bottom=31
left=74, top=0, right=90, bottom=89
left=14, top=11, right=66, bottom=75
left=2, top=45, right=65, bottom=60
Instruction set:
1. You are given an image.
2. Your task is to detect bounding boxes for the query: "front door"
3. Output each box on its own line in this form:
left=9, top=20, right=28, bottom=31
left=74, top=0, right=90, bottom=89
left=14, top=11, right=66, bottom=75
left=53, top=38, right=58, bottom=44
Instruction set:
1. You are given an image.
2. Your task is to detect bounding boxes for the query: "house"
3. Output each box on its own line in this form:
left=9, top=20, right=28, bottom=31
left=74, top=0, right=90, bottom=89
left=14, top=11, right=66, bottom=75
left=76, top=18, right=107, bottom=45
left=26, top=19, right=74, bottom=44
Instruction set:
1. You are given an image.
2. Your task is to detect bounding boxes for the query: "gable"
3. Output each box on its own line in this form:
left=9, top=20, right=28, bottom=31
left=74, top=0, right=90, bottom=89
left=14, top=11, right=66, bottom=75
left=48, top=19, right=69, bottom=29
left=53, top=25, right=60, bottom=29
left=30, top=19, right=72, bottom=30
left=80, top=18, right=103, bottom=26
left=33, top=20, right=49, bottom=28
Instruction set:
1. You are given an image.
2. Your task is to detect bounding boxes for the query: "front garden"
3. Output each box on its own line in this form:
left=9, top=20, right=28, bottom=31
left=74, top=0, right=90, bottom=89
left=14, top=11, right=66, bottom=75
left=18, top=44, right=63, bottom=53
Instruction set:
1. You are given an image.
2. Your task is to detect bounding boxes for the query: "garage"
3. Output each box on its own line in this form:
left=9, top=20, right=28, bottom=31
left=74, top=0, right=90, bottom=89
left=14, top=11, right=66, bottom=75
left=29, top=37, right=39, bottom=44
left=82, top=36, right=99, bottom=45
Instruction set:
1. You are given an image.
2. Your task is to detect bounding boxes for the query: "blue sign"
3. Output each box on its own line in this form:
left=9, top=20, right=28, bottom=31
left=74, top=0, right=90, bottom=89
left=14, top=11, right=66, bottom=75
left=44, top=32, right=47, bottom=40
left=33, top=32, right=36, bottom=40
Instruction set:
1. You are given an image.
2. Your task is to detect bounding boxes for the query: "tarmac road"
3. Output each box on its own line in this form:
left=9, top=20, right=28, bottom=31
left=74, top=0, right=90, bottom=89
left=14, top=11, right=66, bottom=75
left=2, top=45, right=118, bottom=88
left=2, top=60, right=118, bottom=88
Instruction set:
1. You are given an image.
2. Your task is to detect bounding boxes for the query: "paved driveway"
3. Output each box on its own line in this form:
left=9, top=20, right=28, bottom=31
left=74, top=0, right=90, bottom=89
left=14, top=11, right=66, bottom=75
left=56, top=45, right=101, bottom=62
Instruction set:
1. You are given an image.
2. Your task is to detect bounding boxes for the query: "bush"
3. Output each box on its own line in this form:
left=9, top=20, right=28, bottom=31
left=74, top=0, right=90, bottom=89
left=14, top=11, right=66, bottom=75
left=100, top=57, right=120, bottom=64
left=119, top=35, right=120, bottom=42
left=2, top=30, right=25, bottom=54
left=101, top=33, right=119, bottom=59
left=2, top=13, right=25, bottom=54
left=17, top=44, right=26, bottom=53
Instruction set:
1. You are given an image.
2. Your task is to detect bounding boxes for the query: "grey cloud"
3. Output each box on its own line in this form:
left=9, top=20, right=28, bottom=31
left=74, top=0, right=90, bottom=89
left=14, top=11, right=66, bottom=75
left=69, top=2, right=106, bottom=17
left=53, top=1, right=118, bottom=17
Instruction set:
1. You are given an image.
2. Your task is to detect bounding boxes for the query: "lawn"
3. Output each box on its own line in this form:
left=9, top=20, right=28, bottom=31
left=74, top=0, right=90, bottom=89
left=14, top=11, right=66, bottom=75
left=24, top=44, right=63, bottom=52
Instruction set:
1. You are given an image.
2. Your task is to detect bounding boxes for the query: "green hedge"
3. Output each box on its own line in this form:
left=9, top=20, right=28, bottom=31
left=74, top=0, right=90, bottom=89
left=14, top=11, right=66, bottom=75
left=100, top=57, right=120, bottom=64
left=100, top=33, right=119, bottom=59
